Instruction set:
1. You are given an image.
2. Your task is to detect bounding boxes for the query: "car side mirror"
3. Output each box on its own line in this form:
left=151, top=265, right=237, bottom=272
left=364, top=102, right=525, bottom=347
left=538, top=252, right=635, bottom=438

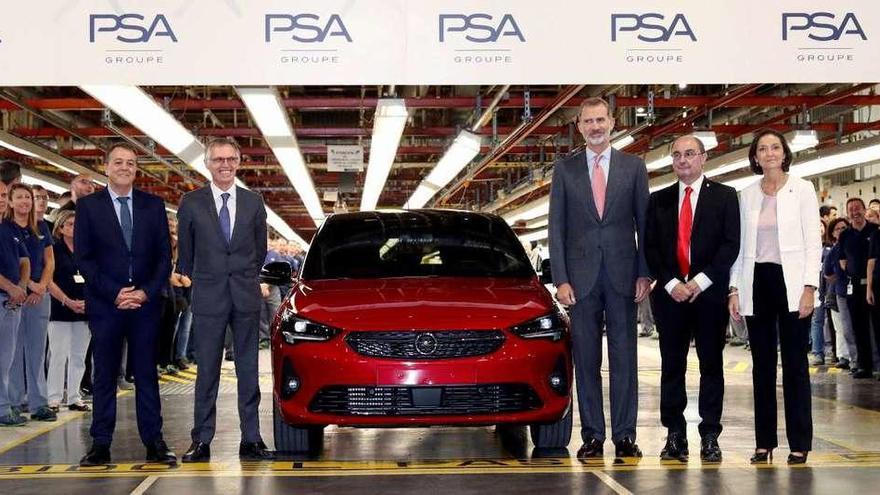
left=539, top=258, right=552, bottom=285
left=261, top=261, right=293, bottom=286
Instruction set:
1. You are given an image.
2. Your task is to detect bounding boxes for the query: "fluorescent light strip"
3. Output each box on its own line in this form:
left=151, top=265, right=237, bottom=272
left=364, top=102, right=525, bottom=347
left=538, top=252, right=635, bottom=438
left=81, top=85, right=200, bottom=165
left=82, top=85, right=304, bottom=244
left=361, top=99, right=408, bottom=211
left=526, top=216, right=548, bottom=229
left=405, top=130, right=482, bottom=209
left=21, top=170, right=68, bottom=194
left=706, top=158, right=749, bottom=178
left=646, top=155, right=674, bottom=171
left=518, top=229, right=548, bottom=243
left=0, top=130, right=107, bottom=179
left=503, top=196, right=550, bottom=224
left=236, top=87, right=325, bottom=225
left=791, top=142, right=880, bottom=179
left=611, top=134, right=634, bottom=150
left=722, top=136, right=880, bottom=191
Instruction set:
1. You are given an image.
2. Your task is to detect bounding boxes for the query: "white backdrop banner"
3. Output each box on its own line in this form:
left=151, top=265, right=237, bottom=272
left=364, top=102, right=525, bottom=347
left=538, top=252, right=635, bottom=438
left=0, top=0, right=877, bottom=84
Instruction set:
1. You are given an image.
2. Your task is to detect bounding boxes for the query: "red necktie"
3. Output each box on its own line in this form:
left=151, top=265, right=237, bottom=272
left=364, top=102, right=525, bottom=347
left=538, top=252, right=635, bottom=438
left=677, top=186, right=693, bottom=278
left=592, top=154, right=606, bottom=218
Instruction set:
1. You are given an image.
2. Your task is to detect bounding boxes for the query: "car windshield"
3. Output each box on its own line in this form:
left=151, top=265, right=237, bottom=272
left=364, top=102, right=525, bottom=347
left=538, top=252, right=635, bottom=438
left=302, top=211, right=534, bottom=280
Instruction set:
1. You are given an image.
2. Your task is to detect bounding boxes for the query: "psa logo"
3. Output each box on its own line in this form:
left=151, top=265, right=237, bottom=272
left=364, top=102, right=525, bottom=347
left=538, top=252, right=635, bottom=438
left=265, top=14, right=352, bottom=43
left=89, top=14, right=177, bottom=43
left=438, top=14, right=525, bottom=43
left=611, top=13, right=696, bottom=42
left=782, top=12, right=867, bottom=41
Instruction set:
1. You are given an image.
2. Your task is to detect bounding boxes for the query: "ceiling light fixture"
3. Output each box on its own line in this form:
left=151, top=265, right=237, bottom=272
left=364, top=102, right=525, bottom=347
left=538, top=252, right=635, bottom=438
left=21, top=170, right=68, bottom=194
left=0, top=130, right=106, bottom=179
left=723, top=134, right=880, bottom=190
left=404, top=129, right=482, bottom=209
left=611, top=134, right=635, bottom=149
left=236, top=87, right=326, bottom=225
left=502, top=195, right=550, bottom=225
left=361, top=99, right=408, bottom=211
left=518, top=228, right=549, bottom=243
left=82, top=85, right=307, bottom=244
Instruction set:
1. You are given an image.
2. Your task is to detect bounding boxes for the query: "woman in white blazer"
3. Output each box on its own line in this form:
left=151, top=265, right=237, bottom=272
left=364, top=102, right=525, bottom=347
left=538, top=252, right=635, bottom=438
left=728, top=129, right=822, bottom=465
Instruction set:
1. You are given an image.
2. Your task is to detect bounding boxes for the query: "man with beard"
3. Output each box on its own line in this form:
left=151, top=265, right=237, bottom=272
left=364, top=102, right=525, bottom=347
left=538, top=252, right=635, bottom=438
left=548, top=97, right=651, bottom=459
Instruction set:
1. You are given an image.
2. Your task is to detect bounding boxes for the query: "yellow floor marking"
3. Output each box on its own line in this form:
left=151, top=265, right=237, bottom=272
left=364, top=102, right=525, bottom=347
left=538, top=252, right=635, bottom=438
left=593, top=471, right=633, bottom=494
left=732, top=362, right=750, bottom=373
left=0, top=390, right=131, bottom=456
left=129, top=475, right=158, bottom=495
left=0, top=453, right=879, bottom=480
left=157, top=374, right=193, bottom=385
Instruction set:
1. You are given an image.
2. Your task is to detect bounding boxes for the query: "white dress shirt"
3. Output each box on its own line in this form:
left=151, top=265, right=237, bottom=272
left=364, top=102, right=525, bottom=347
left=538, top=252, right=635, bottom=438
left=664, top=175, right=713, bottom=295
left=107, top=186, right=133, bottom=228
left=585, top=146, right=611, bottom=183
left=210, top=182, right=237, bottom=238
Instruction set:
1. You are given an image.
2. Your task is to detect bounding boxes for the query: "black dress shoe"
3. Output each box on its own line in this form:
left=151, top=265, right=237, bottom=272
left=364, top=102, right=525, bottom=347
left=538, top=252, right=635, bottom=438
left=700, top=435, right=722, bottom=462
left=182, top=442, right=211, bottom=463
left=80, top=444, right=111, bottom=466
left=146, top=439, right=177, bottom=465
left=660, top=432, right=689, bottom=460
left=240, top=440, right=274, bottom=460
left=787, top=452, right=808, bottom=464
left=750, top=448, right=773, bottom=464
left=614, top=437, right=643, bottom=458
left=576, top=437, right=604, bottom=459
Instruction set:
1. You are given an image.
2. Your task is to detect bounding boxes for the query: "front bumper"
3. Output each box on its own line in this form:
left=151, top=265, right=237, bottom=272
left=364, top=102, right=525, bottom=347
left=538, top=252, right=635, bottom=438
left=272, top=330, right=572, bottom=427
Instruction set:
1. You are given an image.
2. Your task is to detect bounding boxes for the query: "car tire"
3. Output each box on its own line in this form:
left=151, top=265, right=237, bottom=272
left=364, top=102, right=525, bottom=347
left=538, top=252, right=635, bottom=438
left=273, top=402, right=325, bottom=453
left=529, top=403, right=572, bottom=449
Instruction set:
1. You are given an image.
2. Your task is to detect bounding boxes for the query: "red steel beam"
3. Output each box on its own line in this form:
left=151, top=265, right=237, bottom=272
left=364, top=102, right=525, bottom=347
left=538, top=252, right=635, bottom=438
left=57, top=145, right=571, bottom=159
left=10, top=126, right=568, bottom=139
left=3, top=94, right=880, bottom=112
left=626, top=84, right=761, bottom=153
left=13, top=122, right=880, bottom=141
left=434, top=84, right=585, bottom=206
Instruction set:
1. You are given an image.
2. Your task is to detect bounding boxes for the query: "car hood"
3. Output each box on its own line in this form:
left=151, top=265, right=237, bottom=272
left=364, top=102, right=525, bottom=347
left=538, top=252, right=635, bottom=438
left=288, top=277, right=554, bottom=331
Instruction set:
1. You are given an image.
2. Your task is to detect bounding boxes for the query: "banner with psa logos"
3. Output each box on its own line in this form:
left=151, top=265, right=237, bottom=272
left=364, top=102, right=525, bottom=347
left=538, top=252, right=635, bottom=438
left=0, top=0, right=876, bottom=85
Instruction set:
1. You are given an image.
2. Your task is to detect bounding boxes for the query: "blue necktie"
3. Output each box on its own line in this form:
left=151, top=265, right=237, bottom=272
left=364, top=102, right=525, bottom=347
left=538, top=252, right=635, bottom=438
left=117, top=197, right=132, bottom=250
left=219, top=192, right=231, bottom=245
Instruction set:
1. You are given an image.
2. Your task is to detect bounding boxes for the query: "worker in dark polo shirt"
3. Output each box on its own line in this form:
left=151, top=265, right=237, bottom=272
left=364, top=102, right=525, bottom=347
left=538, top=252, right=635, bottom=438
left=839, top=198, right=878, bottom=378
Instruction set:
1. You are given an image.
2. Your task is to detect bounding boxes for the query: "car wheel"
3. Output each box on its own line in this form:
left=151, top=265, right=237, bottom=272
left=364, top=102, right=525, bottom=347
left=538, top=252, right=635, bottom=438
left=273, top=401, right=325, bottom=453
left=529, top=403, right=572, bottom=449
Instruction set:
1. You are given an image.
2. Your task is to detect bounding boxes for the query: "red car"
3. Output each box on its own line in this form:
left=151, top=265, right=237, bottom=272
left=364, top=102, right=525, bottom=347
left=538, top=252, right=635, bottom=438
left=263, top=209, right=572, bottom=452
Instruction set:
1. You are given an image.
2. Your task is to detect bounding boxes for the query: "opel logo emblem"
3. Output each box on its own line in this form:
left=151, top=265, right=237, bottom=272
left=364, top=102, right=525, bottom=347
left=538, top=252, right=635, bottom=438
left=414, top=333, right=438, bottom=355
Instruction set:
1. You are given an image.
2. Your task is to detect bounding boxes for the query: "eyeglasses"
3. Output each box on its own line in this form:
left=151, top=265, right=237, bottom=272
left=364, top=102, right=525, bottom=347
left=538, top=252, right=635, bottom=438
left=672, top=149, right=705, bottom=160
left=209, top=156, right=241, bottom=166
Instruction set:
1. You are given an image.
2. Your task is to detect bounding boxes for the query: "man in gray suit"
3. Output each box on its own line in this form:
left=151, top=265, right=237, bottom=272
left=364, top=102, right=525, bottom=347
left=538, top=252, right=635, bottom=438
left=549, top=97, right=651, bottom=459
left=177, top=137, right=272, bottom=461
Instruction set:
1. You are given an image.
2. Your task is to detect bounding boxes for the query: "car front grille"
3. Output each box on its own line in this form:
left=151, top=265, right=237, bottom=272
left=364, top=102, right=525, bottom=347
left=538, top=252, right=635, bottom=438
left=310, top=384, right=541, bottom=416
left=346, top=330, right=505, bottom=359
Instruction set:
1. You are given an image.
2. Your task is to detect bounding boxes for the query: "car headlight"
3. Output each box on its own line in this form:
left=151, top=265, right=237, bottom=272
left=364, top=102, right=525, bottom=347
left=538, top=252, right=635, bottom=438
left=510, top=312, right=569, bottom=341
left=279, top=307, right=339, bottom=344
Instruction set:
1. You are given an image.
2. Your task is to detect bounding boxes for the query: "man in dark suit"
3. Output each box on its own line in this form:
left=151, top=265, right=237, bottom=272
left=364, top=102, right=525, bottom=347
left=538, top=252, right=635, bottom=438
left=177, top=137, right=271, bottom=462
left=75, top=143, right=175, bottom=466
left=549, top=97, right=651, bottom=459
left=645, top=135, right=740, bottom=462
